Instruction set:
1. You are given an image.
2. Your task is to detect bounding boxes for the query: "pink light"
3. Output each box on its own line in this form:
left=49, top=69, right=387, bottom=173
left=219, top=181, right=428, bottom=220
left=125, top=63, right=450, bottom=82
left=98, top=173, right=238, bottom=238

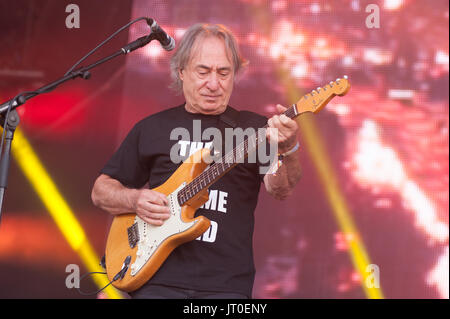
left=352, top=119, right=448, bottom=243
left=291, top=63, right=308, bottom=78
left=427, top=247, right=449, bottom=298
left=315, top=38, right=327, bottom=48
left=334, top=232, right=349, bottom=251
left=351, top=271, right=362, bottom=283
left=174, top=28, right=186, bottom=39
left=383, top=0, right=404, bottom=11
left=247, top=32, right=257, bottom=43
left=143, top=42, right=163, bottom=59
left=271, top=0, right=287, bottom=11
left=310, top=3, right=321, bottom=14
left=363, top=48, right=393, bottom=65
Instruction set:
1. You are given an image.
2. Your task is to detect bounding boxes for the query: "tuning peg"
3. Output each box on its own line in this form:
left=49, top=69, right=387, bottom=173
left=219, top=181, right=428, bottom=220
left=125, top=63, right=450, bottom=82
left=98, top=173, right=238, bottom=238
left=316, top=87, right=322, bottom=91
left=329, top=81, right=334, bottom=87
left=343, top=75, right=348, bottom=79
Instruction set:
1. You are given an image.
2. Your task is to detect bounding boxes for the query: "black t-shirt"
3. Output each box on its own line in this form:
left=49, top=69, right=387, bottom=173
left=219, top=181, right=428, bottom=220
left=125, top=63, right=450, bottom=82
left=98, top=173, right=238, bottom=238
left=101, top=104, right=268, bottom=297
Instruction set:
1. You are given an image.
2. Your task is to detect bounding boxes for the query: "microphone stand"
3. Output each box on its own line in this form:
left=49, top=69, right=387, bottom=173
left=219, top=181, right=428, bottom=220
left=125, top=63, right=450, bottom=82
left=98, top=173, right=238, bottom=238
left=0, top=32, right=159, bottom=222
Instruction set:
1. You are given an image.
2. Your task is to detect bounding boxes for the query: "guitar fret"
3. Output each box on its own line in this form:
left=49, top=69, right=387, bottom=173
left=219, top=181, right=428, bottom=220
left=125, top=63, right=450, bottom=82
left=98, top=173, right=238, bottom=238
left=173, top=78, right=351, bottom=208
left=180, top=127, right=271, bottom=205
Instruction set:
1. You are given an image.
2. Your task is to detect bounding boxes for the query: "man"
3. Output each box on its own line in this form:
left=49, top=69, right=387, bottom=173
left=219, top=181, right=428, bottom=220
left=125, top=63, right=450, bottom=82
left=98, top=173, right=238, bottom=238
left=91, top=23, right=302, bottom=299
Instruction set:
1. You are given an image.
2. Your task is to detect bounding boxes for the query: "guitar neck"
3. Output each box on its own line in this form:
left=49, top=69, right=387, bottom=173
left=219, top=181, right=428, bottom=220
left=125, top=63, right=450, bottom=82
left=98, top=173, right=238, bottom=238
left=177, top=104, right=298, bottom=206
left=177, top=76, right=351, bottom=206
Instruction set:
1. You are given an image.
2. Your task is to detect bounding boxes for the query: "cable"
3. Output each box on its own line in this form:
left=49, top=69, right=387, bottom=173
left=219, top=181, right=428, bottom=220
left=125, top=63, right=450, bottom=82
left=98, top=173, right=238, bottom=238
left=76, top=255, right=131, bottom=296
left=76, top=271, right=113, bottom=296
left=64, top=16, right=149, bottom=76
left=1, top=17, right=150, bottom=162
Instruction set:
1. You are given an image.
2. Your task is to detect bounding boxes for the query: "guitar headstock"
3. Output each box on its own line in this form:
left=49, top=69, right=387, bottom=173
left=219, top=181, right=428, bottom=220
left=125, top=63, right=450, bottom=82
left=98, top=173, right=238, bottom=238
left=295, top=76, right=351, bottom=114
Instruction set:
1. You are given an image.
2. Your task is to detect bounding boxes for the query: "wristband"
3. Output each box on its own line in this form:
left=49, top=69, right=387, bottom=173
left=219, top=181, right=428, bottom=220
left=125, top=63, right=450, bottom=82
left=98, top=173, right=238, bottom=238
left=278, top=142, right=300, bottom=159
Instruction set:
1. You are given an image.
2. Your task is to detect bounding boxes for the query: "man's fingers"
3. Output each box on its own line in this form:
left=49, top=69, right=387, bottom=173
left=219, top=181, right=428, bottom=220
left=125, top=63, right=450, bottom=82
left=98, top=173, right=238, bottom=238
left=140, top=201, right=170, bottom=215
left=265, top=126, right=279, bottom=144
left=148, top=191, right=168, bottom=206
left=137, top=203, right=171, bottom=226
left=279, top=114, right=294, bottom=126
left=156, top=192, right=169, bottom=206
left=138, top=189, right=168, bottom=206
left=276, top=104, right=287, bottom=112
left=140, top=215, right=165, bottom=226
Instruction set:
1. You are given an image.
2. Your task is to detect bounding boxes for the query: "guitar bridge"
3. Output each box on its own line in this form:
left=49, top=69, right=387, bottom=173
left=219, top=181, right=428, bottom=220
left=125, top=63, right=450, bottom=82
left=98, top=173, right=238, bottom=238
left=127, top=223, right=139, bottom=248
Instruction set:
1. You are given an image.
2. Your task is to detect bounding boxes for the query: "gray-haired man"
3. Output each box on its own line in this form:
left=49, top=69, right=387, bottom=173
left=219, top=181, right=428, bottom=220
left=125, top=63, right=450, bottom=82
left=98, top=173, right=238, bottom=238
left=91, top=23, right=302, bottom=298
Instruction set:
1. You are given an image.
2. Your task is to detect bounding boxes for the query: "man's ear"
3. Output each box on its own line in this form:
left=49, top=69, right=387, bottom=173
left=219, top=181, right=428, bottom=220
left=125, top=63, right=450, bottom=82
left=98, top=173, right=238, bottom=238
left=178, top=68, right=184, bottom=81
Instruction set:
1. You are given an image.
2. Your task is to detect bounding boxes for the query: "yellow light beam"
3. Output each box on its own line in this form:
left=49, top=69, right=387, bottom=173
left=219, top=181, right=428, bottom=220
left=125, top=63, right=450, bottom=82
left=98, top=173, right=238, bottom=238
left=248, top=2, right=384, bottom=298
left=279, top=68, right=383, bottom=298
left=298, top=112, right=384, bottom=299
left=4, top=126, right=123, bottom=299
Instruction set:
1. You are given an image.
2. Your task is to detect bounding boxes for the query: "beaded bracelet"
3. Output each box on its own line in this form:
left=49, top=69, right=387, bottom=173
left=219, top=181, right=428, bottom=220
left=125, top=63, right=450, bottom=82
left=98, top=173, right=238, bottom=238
left=278, top=142, right=300, bottom=160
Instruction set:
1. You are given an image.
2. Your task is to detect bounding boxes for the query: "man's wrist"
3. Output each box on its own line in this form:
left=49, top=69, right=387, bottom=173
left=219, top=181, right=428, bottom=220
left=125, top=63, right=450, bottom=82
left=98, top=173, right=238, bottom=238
left=278, top=142, right=300, bottom=159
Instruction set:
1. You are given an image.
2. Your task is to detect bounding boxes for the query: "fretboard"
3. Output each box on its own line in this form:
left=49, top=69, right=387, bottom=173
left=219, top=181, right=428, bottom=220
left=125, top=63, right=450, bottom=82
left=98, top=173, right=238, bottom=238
left=177, top=104, right=298, bottom=206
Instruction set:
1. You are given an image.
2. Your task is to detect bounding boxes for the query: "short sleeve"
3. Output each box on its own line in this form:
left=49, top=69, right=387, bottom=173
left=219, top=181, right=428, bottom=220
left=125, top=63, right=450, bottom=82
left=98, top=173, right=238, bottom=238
left=100, top=122, right=149, bottom=189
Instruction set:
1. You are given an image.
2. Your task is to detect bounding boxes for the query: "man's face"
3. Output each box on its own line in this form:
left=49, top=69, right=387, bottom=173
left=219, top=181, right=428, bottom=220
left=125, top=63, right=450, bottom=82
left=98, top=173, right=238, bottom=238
left=180, top=36, right=235, bottom=115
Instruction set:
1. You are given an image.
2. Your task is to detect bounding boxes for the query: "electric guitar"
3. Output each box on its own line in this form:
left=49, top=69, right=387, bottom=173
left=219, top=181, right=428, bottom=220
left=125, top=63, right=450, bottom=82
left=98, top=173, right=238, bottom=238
left=104, top=77, right=351, bottom=292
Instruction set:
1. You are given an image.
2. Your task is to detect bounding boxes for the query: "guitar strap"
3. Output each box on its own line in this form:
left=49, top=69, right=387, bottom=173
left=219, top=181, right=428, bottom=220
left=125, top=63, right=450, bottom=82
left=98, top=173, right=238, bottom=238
left=219, top=105, right=239, bottom=128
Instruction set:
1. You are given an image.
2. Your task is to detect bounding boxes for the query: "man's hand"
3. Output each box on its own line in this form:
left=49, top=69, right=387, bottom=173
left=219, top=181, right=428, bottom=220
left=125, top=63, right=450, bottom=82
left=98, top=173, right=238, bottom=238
left=263, top=104, right=302, bottom=200
left=131, top=189, right=171, bottom=226
left=91, top=174, right=171, bottom=226
left=266, top=104, right=299, bottom=154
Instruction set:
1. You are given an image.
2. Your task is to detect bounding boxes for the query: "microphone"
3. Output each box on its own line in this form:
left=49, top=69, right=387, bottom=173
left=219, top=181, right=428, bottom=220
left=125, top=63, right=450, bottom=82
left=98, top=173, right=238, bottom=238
left=146, top=18, right=175, bottom=51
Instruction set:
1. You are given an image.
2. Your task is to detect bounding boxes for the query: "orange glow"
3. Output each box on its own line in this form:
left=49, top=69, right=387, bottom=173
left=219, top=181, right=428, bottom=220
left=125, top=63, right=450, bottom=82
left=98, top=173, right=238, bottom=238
left=0, top=215, right=78, bottom=266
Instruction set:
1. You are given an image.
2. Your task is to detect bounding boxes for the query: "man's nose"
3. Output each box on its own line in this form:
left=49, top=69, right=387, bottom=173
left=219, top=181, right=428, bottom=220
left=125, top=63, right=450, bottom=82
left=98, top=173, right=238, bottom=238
left=206, top=72, right=220, bottom=91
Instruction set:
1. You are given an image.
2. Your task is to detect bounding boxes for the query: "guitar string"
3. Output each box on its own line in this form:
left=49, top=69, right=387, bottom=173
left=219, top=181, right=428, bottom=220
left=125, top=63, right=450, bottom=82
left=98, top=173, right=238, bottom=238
left=181, top=105, right=297, bottom=201
left=178, top=106, right=297, bottom=204
left=177, top=105, right=297, bottom=205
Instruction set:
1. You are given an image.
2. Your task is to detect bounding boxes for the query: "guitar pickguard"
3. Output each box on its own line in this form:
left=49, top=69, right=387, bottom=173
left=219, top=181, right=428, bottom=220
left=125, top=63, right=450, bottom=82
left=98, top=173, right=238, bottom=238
left=130, top=183, right=196, bottom=276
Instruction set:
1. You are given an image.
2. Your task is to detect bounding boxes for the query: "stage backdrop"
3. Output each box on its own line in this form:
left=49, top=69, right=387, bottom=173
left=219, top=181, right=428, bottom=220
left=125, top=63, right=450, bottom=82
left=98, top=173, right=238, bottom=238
left=0, top=0, right=448, bottom=298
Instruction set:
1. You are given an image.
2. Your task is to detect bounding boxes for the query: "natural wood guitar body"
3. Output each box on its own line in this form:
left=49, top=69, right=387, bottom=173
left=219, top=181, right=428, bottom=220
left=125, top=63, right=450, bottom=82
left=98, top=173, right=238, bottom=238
left=105, top=149, right=212, bottom=292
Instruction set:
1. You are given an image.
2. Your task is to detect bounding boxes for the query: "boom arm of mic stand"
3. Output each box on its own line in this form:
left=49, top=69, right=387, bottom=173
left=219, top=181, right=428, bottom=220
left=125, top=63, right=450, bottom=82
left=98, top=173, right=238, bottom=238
left=0, top=33, right=155, bottom=115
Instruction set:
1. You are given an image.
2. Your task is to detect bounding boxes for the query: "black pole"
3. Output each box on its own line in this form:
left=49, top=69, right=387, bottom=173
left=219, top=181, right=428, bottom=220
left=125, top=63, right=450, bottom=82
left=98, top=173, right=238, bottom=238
left=0, top=110, right=20, bottom=223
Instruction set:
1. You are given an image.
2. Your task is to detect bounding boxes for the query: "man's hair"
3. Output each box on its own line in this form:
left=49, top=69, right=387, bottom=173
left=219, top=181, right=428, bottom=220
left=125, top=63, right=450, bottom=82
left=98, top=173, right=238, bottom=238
left=169, top=23, right=247, bottom=94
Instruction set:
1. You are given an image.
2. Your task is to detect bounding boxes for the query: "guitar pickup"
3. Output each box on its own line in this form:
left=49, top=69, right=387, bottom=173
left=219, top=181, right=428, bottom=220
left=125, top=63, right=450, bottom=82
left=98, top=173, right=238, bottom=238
left=127, top=223, right=140, bottom=249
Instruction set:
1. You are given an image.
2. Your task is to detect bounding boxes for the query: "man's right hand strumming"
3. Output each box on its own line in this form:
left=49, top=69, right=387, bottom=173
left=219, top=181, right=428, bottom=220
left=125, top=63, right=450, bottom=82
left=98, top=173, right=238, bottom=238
left=91, top=174, right=170, bottom=226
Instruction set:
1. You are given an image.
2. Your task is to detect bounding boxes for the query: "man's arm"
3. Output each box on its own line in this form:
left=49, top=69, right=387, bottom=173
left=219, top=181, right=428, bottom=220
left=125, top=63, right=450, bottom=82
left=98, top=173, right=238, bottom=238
left=263, top=104, right=302, bottom=200
left=91, top=174, right=170, bottom=226
left=263, top=149, right=302, bottom=200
